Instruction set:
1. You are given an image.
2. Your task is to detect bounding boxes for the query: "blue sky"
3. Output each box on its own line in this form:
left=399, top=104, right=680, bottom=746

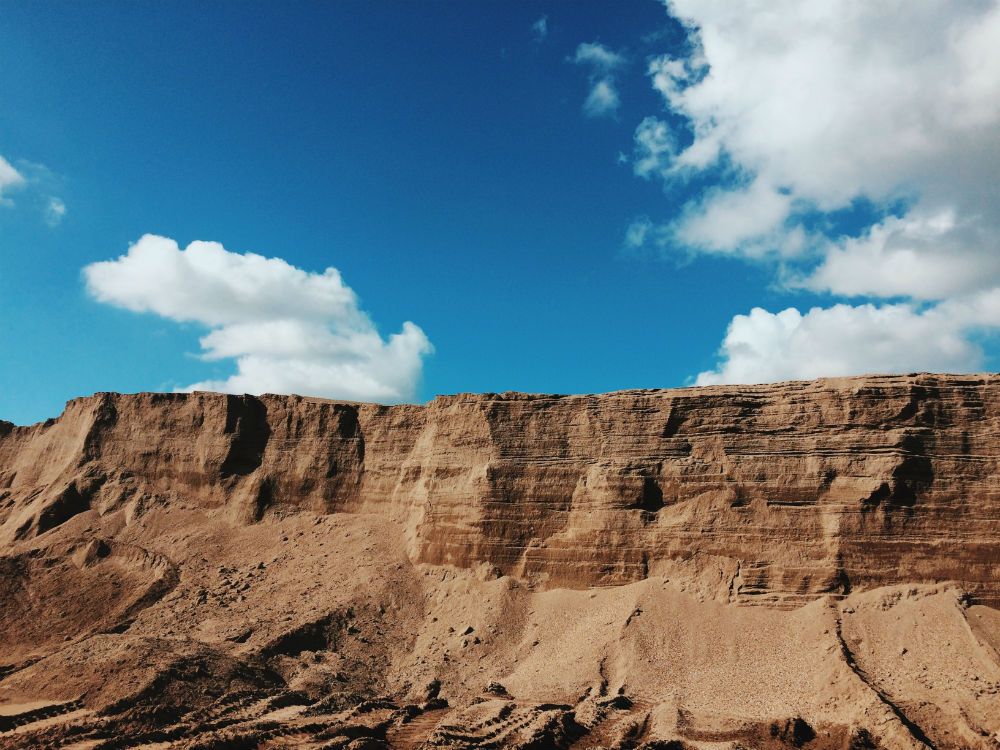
left=2, top=1, right=999, bottom=425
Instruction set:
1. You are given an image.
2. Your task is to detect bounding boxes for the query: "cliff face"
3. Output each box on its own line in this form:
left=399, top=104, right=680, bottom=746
left=3, top=374, right=1000, bottom=750
left=2, top=373, right=999, bottom=606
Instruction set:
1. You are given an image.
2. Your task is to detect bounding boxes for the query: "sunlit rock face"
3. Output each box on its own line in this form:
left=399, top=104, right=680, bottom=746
left=5, top=374, right=999, bottom=604
left=1, top=374, right=999, bottom=749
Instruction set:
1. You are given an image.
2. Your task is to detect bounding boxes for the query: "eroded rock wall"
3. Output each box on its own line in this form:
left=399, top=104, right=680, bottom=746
left=2, top=373, right=999, bottom=606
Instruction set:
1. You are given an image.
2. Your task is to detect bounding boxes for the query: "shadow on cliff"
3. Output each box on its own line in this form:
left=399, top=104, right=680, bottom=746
left=862, top=431, right=934, bottom=512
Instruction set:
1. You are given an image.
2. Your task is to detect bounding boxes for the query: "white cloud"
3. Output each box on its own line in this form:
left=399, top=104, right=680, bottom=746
left=571, top=42, right=624, bottom=72
left=797, top=210, right=1000, bottom=301
left=673, top=181, right=795, bottom=256
left=0, top=155, right=25, bottom=205
left=695, top=303, right=984, bottom=386
left=571, top=42, right=626, bottom=118
left=632, top=117, right=676, bottom=179
left=0, top=155, right=67, bottom=227
left=45, top=197, right=66, bottom=226
left=624, top=217, right=653, bottom=250
left=84, top=234, right=432, bottom=402
left=622, top=215, right=677, bottom=257
left=641, top=1, right=1000, bottom=273
left=532, top=15, right=548, bottom=42
left=583, top=78, right=620, bottom=118
left=621, top=2, right=1000, bottom=383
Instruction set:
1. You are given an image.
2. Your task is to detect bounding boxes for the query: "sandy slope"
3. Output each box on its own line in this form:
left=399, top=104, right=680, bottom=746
left=0, top=500, right=997, bottom=749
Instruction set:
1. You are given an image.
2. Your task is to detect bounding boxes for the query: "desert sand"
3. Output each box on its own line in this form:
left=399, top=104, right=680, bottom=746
left=1, top=373, right=999, bottom=749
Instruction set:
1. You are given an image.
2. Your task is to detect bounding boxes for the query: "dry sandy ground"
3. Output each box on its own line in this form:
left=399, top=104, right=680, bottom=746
left=2, top=499, right=999, bottom=750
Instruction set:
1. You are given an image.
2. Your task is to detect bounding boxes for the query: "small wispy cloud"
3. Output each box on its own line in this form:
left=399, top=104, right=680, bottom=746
left=570, top=41, right=626, bottom=118
left=531, top=15, right=548, bottom=43
left=45, top=197, right=66, bottom=226
left=624, top=216, right=653, bottom=251
left=571, top=42, right=624, bottom=72
left=583, top=79, right=619, bottom=118
left=0, top=153, right=67, bottom=227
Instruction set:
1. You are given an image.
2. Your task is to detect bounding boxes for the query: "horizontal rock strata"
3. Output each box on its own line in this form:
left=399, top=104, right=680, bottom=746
left=2, top=373, right=999, bottom=607
left=3, top=374, right=1000, bottom=749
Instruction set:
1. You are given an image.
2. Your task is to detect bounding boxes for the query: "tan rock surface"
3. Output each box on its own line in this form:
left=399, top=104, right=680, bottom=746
left=1, top=373, right=999, bottom=748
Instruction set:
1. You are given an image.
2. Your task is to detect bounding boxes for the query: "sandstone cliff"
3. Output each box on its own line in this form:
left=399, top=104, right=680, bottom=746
left=1, top=374, right=999, bottom=749
left=3, top=373, right=999, bottom=604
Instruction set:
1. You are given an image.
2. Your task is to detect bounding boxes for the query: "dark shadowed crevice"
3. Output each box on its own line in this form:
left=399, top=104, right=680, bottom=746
left=834, top=607, right=937, bottom=750
left=36, top=483, right=91, bottom=535
left=220, top=396, right=271, bottom=478
left=634, top=477, right=665, bottom=513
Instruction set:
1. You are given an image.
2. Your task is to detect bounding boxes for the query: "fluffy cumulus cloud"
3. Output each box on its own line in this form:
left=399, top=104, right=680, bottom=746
left=796, top=210, right=1000, bottom=300
left=84, top=235, right=432, bottom=402
left=571, top=42, right=626, bottom=118
left=632, top=0, right=1000, bottom=383
left=695, top=304, right=986, bottom=386
left=643, top=0, right=1000, bottom=257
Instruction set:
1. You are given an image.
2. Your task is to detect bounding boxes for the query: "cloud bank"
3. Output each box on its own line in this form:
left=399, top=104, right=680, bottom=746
left=84, top=235, right=432, bottom=402
left=635, top=0, right=1000, bottom=383
left=695, top=304, right=987, bottom=386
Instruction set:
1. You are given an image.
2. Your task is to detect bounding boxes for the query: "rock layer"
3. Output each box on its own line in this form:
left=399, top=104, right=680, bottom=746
left=3, top=373, right=1000, bottom=605
left=1, top=373, right=999, bottom=749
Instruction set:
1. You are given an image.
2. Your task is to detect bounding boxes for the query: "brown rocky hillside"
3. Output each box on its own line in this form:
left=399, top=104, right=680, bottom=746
left=1, top=373, right=999, bottom=749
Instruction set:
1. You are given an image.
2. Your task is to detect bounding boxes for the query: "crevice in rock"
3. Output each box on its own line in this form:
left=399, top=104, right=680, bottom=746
left=634, top=477, right=664, bottom=513
left=220, top=396, right=271, bottom=478
left=259, top=610, right=350, bottom=659
left=36, top=482, right=91, bottom=535
left=834, top=605, right=936, bottom=750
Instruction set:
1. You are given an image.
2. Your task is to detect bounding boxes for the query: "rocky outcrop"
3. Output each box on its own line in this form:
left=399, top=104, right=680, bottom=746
left=3, top=374, right=1000, bottom=749
left=2, top=374, right=1000, bottom=608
